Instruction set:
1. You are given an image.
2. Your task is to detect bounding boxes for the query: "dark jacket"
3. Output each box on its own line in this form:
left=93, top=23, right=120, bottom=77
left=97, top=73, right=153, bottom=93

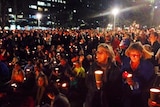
left=53, top=93, right=70, bottom=107
left=85, top=62, right=123, bottom=107
left=151, top=41, right=160, bottom=66
left=121, top=58, right=155, bottom=107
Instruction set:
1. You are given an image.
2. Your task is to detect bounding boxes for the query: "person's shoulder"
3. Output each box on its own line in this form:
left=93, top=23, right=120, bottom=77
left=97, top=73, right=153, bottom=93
left=110, top=62, right=121, bottom=73
left=153, top=41, right=160, bottom=47
left=141, top=59, right=153, bottom=66
left=54, top=93, right=70, bottom=107
left=140, top=59, right=154, bottom=69
left=89, top=62, right=101, bottom=70
left=121, top=57, right=130, bottom=67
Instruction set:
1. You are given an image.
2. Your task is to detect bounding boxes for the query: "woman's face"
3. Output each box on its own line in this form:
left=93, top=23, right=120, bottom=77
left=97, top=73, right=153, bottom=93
left=96, top=46, right=109, bottom=64
left=129, top=50, right=142, bottom=63
left=37, top=77, right=45, bottom=87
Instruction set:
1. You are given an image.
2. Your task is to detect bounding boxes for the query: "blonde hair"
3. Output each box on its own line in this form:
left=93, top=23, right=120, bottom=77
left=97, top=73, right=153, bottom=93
left=97, top=43, right=115, bottom=62
left=125, top=42, right=153, bottom=60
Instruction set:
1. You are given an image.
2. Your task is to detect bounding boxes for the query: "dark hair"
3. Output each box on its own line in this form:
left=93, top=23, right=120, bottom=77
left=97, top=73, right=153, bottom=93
left=46, top=83, right=59, bottom=96
left=150, top=32, right=159, bottom=37
left=15, top=61, right=22, bottom=66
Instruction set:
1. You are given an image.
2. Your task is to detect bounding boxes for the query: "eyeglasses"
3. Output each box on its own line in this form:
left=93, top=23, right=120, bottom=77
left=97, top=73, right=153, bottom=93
left=130, top=54, right=140, bottom=58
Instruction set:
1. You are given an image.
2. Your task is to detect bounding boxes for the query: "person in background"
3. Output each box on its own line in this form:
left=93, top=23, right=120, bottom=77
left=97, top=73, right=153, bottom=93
left=143, top=44, right=154, bottom=62
left=32, top=74, right=49, bottom=107
left=136, top=30, right=149, bottom=45
left=34, top=62, right=45, bottom=81
left=121, top=42, right=155, bottom=107
left=148, top=32, right=160, bottom=67
left=85, top=43, right=123, bottom=107
left=24, top=59, right=34, bottom=74
left=45, top=83, right=70, bottom=107
left=72, top=61, right=85, bottom=78
left=24, top=59, right=35, bottom=93
left=0, top=46, right=10, bottom=62
left=155, top=49, right=160, bottom=67
left=11, top=62, right=25, bottom=83
left=10, top=56, right=19, bottom=66
left=70, top=55, right=87, bottom=107
left=0, top=60, right=10, bottom=107
left=0, top=60, right=10, bottom=86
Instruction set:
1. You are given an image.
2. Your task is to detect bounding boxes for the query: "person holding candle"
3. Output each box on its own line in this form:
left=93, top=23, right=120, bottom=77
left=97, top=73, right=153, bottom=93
left=148, top=88, right=160, bottom=107
left=85, top=43, right=123, bottom=107
left=121, top=42, right=155, bottom=107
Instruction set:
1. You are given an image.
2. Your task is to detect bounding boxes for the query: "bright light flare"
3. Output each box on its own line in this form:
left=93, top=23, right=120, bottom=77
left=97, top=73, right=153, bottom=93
left=36, top=13, right=42, bottom=20
left=62, top=83, right=67, bottom=88
left=112, top=8, right=119, bottom=16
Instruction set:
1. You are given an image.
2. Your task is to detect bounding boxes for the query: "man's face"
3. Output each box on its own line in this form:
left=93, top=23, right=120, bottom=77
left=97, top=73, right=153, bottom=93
left=149, top=34, right=156, bottom=43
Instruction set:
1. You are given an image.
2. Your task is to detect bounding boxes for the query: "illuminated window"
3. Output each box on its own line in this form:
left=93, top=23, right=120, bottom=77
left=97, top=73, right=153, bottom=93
left=37, top=1, right=46, bottom=6
left=38, top=7, right=43, bottom=11
left=63, top=1, right=66, bottom=4
left=8, top=8, right=12, bottom=12
left=29, top=5, right=37, bottom=9
left=17, top=15, right=23, bottom=18
left=58, top=0, right=62, bottom=3
left=44, top=8, right=48, bottom=11
left=46, top=3, right=51, bottom=7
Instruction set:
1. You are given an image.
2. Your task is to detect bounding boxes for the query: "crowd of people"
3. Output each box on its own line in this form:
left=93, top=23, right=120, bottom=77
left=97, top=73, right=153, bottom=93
left=0, top=26, right=160, bottom=107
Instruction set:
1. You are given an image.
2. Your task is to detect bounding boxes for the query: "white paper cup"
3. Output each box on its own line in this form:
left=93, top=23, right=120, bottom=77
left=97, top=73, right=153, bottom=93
left=95, top=70, right=103, bottom=89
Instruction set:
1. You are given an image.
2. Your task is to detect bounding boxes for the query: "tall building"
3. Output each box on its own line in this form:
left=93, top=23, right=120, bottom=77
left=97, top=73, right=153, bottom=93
left=0, top=0, right=68, bottom=29
left=0, top=0, right=115, bottom=29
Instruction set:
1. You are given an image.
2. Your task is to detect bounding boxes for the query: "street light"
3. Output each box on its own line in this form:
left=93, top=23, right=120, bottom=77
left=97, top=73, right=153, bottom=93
left=36, top=13, right=42, bottom=28
left=111, top=8, right=119, bottom=31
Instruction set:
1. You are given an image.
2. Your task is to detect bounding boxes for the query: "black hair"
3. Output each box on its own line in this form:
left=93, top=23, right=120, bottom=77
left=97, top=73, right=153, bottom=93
left=46, top=83, right=59, bottom=96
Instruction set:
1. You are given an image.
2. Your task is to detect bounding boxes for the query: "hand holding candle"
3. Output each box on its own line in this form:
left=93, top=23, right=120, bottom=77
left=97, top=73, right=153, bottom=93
left=122, top=71, right=134, bottom=90
left=149, top=88, right=160, bottom=105
left=126, top=73, right=134, bottom=90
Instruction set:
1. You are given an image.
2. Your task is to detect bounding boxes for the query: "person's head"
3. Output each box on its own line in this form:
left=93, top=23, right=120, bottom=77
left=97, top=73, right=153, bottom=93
left=34, top=63, right=41, bottom=72
left=37, top=74, right=48, bottom=87
left=11, top=56, right=19, bottom=65
left=60, top=57, right=67, bottom=66
left=73, top=61, right=80, bottom=68
left=86, top=54, right=93, bottom=62
left=27, top=59, right=33, bottom=65
left=96, top=43, right=115, bottom=65
left=14, top=62, right=21, bottom=70
left=125, top=42, right=153, bottom=63
left=143, top=44, right=153, bottom=54
left=46, top=84, right=60, bottom=100
left=149, top=32, right=159, bottom=44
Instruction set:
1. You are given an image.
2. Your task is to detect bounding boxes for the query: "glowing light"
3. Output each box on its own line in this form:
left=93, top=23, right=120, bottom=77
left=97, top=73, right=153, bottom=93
left=150, top=88, right=160, bottom=93
left=112, top=8, right=119, bottom=16
left=62, top=83, right=67, bottom=87
left=36, top=13, right=42, bottom=20
left=36, top=13, right=42, bottom=27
